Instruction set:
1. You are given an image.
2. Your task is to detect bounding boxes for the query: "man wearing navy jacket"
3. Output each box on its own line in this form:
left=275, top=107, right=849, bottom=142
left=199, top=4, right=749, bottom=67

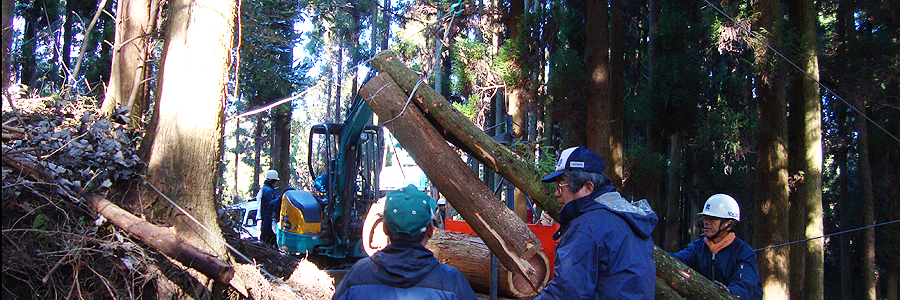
left=535, top=146, right=658, bottom=300
left=672, top=194, right=763, bottom=300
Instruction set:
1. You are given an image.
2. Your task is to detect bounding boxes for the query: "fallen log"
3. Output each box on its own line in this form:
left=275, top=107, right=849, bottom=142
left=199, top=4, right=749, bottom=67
left=85, top=194, right=235, bottom=284
left=1, top=154, right=237, bottom=285
left=654, top=246, right=738, bottom=299
left=360, top=73, right=549, bottom=297
left=369, top=51, right=560, bottom=222
left=427, top=229, right=538, bottom=298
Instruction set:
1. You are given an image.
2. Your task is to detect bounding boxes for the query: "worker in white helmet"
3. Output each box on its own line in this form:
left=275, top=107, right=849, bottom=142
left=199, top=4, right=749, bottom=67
left=256, top=170, right=280, bottom=246
left=672, top=194, right=763, bottom=300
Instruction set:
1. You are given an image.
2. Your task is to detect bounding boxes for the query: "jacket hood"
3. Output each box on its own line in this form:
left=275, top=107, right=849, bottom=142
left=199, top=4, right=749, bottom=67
left=559, top=189, right=658, bottom=240
left=594, top=191, right=658, bottom=239
left=369, top=242, right=439, bottom=288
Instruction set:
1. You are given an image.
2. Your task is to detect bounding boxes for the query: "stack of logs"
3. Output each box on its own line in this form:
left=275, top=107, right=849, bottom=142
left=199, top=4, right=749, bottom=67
left=359, top=51, right=738, bottom=300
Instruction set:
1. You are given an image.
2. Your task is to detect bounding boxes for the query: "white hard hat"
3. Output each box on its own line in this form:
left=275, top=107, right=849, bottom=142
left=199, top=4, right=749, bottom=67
left=265, top=170, right=279, bottom=181
left=437, top=197, right=446, bottom=205
left=698, top=194, right=740, bottom=221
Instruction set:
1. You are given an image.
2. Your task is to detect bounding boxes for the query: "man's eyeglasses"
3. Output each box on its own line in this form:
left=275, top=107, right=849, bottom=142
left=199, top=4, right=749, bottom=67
left=555, top=182, right=569, bottom=192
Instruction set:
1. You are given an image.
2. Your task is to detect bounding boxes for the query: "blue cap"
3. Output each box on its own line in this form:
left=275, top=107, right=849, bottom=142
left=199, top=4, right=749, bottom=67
left=383, top=185, right=437, bottom=235
left=541, top=146, right=606, bottom=182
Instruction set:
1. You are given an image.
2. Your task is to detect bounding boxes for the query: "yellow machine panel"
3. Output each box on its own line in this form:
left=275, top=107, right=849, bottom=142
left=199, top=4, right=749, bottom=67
left=279, top=190, right=322, bottom=235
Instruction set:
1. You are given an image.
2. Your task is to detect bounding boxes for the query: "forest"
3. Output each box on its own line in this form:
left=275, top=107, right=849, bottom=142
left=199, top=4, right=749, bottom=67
left=1, top=0, right=898, bottom=299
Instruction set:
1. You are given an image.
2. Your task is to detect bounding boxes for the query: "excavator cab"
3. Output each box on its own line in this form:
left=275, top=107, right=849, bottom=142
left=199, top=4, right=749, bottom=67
left=276, top=96, right=383, bottom=260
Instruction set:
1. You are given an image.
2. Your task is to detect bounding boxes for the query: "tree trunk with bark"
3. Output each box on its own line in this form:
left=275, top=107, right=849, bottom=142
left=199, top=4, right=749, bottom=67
left=1, top=0, right=12, bottom=93
left=369, top=51, right=559, bottom=222
left=272, top=104, right=291, bottom=190
left=102, top=0, right=159, bottom=127
left=359, top=73, right=550, bottom=297
left=664, top=134, right=682, bottom=252
left=141, top=0, right=235, bottom=295
left=752, top=0, right=790, bottom=298
left=855, top=97, right=876, bottom=300
left=608, top=0, right=625, bottom=189
left=787, top=0, right=823, bottom=297
left=584, top=0, right=612, bottom=175
left=506, top=0, right=530, bottom=221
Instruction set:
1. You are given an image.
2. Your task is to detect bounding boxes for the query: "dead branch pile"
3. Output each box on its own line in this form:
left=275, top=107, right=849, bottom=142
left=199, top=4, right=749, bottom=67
left=2, top=97, right=334, bottom=299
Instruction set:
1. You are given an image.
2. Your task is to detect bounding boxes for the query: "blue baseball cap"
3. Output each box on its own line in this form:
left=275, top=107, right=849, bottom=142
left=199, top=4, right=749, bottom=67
left=383, top=185, right=437, bottom=235
left=541, top=146, right=606, bottom=182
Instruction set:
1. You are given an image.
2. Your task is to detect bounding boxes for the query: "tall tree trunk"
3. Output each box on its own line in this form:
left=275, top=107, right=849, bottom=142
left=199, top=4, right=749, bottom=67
left=433, top=10, right=444, bottom=97
left=1, top=0, right=13, bottom=93
left=252, top=115, right=265, bottom=193
left=837, top=106, right=853, bottom=300
left=752, top=0, right=790, bottom=298
left=272, top=104, right=291, bottom=190
left=584, top=0, right=611, bottom=166
left=855, top=98, right=876, bottom=300
left=608, top=0, right=624, bottom=189
left=665, top=134, right=682, bottom=252
left=20, top=1, right=40, bottom=87
left=102, top=0, right=159, bottom=126
left=787, top=0, right=823, bottom=298
left=335, top=46, right=344, bottom=121
left=506, top=0, right=529, bottom=221
left=62, top=3, right=74, bottom=71
left=143, top=0, right=234, bottom=292
left=380, top=0, right=390, bottom=50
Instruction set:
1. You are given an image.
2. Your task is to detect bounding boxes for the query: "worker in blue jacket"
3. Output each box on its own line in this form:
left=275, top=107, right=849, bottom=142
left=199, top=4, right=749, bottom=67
left=333, top=185, right=476, bottom=300
left=257, top=170, right=280, bottom=246
left=671, top=194, right=763, bottom=300
left=536, top=146, right=658, bottom=300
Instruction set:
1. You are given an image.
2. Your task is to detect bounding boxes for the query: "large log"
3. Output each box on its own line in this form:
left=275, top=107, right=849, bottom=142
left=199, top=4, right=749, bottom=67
left=654, top=246, right=738, bottom=299
left=369, top=51, right=560, bottom=222
left=85, top=194, right=235, bottom=284
left=427, top=229, right=544, bottom=298
left=359, top=73, right=549, bottom=297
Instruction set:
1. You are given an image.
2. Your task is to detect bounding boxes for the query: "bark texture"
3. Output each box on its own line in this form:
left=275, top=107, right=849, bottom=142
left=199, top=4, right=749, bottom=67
left=102, top=0, right=159, bottom=125
left=427, top=229, right=545, bottom=298
left=584, top=0, right=612, bottom=181
left=142, top=0, right=235, bottom=293
left=787, top=0, right=824, bottom=298
left=86, top=195, right=234, bottom=283
left=752, top=0, right=790, bottom=298
left=369, top=51, right=559, bottom=222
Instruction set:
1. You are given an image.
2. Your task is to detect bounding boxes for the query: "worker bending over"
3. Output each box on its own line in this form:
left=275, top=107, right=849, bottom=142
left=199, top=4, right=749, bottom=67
left=333, top=185, right=476, bottom=300
left=672, top=194, right=763, bottom=300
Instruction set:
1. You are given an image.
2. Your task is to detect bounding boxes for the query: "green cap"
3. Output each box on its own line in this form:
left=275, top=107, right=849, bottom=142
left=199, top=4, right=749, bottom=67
left=383, top=185, right=437, bottom=235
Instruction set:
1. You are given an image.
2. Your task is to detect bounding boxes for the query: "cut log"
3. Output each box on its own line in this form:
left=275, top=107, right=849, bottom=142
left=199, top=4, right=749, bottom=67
left=369, top=51, right=560, bottom=222
left=85, top=194, right=235, bottom=284
left=654, top=246, right=739, bottom=299
left=359, top=73, right=549, bottom=297
left=427, top=229, right=545, bottom=298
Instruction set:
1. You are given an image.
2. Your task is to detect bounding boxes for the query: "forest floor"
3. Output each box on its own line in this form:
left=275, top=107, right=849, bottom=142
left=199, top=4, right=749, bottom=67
left=2, top=96, right=334, bottom=299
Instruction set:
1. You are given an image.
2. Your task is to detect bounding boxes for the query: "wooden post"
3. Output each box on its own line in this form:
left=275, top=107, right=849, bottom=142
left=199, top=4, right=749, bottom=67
left=369, top=51, right=560, bottom=222
left=359, top=73, right=549, bottom=297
